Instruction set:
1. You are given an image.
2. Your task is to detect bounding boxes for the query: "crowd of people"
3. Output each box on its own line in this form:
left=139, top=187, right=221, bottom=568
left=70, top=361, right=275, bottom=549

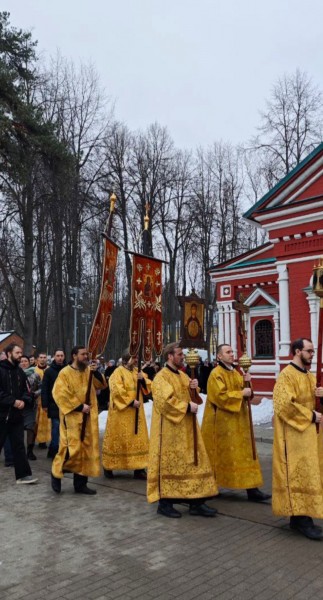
left=1, top=337, right=323, bottom=540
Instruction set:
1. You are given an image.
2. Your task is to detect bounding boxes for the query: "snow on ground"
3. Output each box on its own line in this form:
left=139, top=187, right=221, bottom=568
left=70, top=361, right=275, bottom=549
left=98, top=394, right=273, bottom=433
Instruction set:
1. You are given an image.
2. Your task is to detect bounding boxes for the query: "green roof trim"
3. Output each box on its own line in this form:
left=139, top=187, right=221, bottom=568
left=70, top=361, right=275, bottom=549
left=212, top=257, right=276, bottom=272
left=243, top=142, right=323, bottom=220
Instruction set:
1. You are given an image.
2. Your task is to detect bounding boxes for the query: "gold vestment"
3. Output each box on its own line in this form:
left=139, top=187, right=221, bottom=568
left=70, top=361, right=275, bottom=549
left=102, top=366, right=151, bottom=470
left=272, top=364, right=323, bottom=518
left=52, top=366, right=106, bottom=479
left=147, top=367, right=217, bottom=503
left=34, top=365, right=51, bottom=443
left=201, top=364, right=263, bottom=489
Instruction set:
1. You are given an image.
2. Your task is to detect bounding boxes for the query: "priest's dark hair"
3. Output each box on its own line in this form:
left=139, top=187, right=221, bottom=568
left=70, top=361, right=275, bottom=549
left=122, top=349, right=131, bottom=364
left=71, top=345, right=87, bottom=360
left=290, top=338, right=312, bottom=355
left=4, top=342, right=22, bottom=356
left=163, top=342, right=181, bottom=363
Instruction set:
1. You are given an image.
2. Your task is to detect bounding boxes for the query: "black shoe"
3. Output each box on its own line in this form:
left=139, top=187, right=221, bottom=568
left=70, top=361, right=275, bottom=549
left=134, top=469, right=147, bottom=480
left=38, top=443, right=47, bottom=449
left=189, top=503, right=217, bottom=517
left=157, top=503, right=182, bottom=518
left=27, top=446, right=37, bottom=461
left=290, top=516, right=323, bottom=540
left=47, top=447, right=58, bottom=459
left=104, top=469, right=114, bottom=479
left=51, top=474, right=61, bottom=494
left=75, top=486, right=97, bottom=495
left=247, top=488, right=272, bottom=502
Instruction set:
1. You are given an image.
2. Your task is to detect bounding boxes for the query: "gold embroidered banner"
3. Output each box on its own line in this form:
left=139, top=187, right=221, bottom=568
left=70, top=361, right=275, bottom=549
left=87, top=237, right=119, bottom=357
left=129, top=254, right=163, bottom=361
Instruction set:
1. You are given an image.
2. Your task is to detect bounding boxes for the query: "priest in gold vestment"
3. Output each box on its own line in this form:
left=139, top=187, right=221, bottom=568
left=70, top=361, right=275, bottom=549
left=147, top=342, right=218, bottom=518
left=51, top=346, right=106, bottom=495
left=102, top=351, right=151, bottom=480
left=34, top=352, right=51, bottom=448
left=201, top=344, right=270, bottom=502
left=273, top=337, right=323, bottom=540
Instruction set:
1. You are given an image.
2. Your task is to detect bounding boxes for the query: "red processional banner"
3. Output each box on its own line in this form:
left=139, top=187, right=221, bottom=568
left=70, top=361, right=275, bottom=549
left=87, top=237, right=119, bottom=358
left=129, top=254, right=163, bottom=361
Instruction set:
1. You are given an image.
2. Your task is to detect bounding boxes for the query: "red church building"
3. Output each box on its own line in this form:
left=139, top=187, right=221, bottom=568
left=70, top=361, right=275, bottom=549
left=209, top=142, right=323, bottom=400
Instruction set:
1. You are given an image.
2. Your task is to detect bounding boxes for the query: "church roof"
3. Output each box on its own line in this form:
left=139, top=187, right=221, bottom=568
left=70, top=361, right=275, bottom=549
left=208, top=242, right=274, bottom=273
left=243, top=141, right=323, bottom=222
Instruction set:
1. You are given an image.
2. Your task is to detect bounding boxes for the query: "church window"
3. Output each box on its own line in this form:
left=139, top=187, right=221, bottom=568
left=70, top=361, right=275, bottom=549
left=254, top=319, right=274, bottom=358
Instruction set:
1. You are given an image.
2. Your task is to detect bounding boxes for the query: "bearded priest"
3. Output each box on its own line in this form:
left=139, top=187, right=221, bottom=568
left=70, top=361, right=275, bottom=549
left=51, top=346, right=107, bottom=495
left=147, top=342, right=218, bottom=518
left=102, top=350, right=151, bottom=480
left=273, top=337, right=323, bottom=540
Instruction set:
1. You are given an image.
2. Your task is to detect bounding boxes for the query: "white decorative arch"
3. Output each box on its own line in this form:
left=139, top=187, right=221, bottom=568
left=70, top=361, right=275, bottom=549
left=244, top=287, right=279, bottom=309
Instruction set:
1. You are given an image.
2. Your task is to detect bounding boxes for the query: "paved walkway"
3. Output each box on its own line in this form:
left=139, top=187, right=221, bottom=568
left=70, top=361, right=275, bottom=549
left=0, top=438, right=321, bottom=600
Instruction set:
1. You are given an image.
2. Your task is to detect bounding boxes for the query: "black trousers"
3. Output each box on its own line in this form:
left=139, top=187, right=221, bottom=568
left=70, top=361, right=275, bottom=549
left=0, top=418, right=32, bottom=480
left=73, top=473, right=88, bottom=491
left=159, top=497, right=208, bottom=507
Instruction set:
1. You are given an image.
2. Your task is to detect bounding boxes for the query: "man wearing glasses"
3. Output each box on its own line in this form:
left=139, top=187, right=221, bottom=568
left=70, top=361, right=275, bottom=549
left=273, top=338, right=323, bottom=540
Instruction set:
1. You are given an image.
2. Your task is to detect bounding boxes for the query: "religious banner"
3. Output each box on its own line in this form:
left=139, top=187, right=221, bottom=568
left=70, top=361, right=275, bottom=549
left=87, top=236, right=119, bottom=358
left=129, top=253, right=163, bottom=361
left=178, top=290, right=206, bottom=349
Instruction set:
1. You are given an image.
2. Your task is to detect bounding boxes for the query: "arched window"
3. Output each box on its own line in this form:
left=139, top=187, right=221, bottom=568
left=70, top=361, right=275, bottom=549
left=254, top=319, right=274, bottom=358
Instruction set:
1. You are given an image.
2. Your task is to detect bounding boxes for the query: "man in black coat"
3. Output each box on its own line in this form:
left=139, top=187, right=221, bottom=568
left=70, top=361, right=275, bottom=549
left=0, top=343, right=38, bottom=484
left=41, top=349, right=66, bottom=458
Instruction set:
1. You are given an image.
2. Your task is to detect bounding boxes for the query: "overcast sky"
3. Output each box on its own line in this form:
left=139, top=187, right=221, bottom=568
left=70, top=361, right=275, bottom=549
left=7, top=0, right=323, bottom=149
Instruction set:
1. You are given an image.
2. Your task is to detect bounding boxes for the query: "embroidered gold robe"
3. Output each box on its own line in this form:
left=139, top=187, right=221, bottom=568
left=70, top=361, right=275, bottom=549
left=52, top=366, right=106, bottom=479
left=201, top=364, right=263, bottom=489
left=147, top=367, right=217, bottom=503
left=34, top=365, right=51, bottom=443
left=272, top=364, right=323, bottom=518
left=102, top=366, right=151, bottom=470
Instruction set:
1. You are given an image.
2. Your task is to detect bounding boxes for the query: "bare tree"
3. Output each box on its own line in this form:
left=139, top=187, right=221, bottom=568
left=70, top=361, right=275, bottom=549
left=252, top=69, right=323, bottom=179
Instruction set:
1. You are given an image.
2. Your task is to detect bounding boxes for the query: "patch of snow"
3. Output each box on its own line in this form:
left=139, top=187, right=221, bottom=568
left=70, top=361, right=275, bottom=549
left=99, top=393, right=273, bottom=433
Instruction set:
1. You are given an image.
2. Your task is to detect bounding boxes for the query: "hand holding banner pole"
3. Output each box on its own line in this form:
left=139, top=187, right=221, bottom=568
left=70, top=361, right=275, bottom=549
left=312, top=259, right=323, bottom=433
left=81, top=192, right=118, bottom=441
left=185, top=349, right=203, bottom=466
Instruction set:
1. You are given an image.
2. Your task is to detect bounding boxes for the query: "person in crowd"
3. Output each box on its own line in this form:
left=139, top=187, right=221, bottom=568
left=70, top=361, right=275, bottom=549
left=272, top=338, right=323, bottom=540
left=51, top=346, right=106, bottom=495
left=98, top=359, right=116, bottom=412
left=20, top=355, right=40, bottom=460
left=0, top=344, right=38, bottom=484
left=142, top=360, right=156, bottom=381
left=147, top=342, right=217, bottom=518
left=34, top=352, right=51, bottom=449
left=41, top=349, right=66, bottom=458
left=102, top=350, right=151, bottom=480
left=202, top=344, right=271, bottom=503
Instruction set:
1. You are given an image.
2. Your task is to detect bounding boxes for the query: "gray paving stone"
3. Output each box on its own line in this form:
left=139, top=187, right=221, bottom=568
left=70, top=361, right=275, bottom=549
left=1, top=442, right=322, bottom=600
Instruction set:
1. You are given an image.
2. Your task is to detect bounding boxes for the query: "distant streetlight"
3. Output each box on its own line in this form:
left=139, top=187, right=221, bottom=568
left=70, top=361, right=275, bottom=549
left=82, top=313, right=92, bottom=347
left=69, top=286, right=83, bottom=346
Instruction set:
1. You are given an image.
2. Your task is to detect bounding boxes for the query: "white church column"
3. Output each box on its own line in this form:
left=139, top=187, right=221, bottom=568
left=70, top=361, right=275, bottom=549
left=224, top=304, right=230, bottom=344
left=273, top=311, right=280, bottom=372
left=217, top=304, right=224, bottom=345
left=277, top=264, right=291, bottom=356
left=306, top=291, right=319, bottom=350
left=230, top=307, right=237, bottom=356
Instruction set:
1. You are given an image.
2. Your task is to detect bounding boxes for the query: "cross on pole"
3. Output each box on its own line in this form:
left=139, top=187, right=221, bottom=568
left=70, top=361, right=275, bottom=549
left=232, top=293, right=249, bottom=353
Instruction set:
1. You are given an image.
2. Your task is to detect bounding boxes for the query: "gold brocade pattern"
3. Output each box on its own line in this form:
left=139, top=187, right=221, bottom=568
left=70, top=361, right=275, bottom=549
left=51, top=366, right=106, bottom=479
left=101, top=366, right=150, bottom=470
left=272, top=364, right=323, bottom=518
left=147, top=367, right=218, bottom=503
left=34, top=366, right=51, bottom=443
left=201, top=365, right=263, bottom=489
